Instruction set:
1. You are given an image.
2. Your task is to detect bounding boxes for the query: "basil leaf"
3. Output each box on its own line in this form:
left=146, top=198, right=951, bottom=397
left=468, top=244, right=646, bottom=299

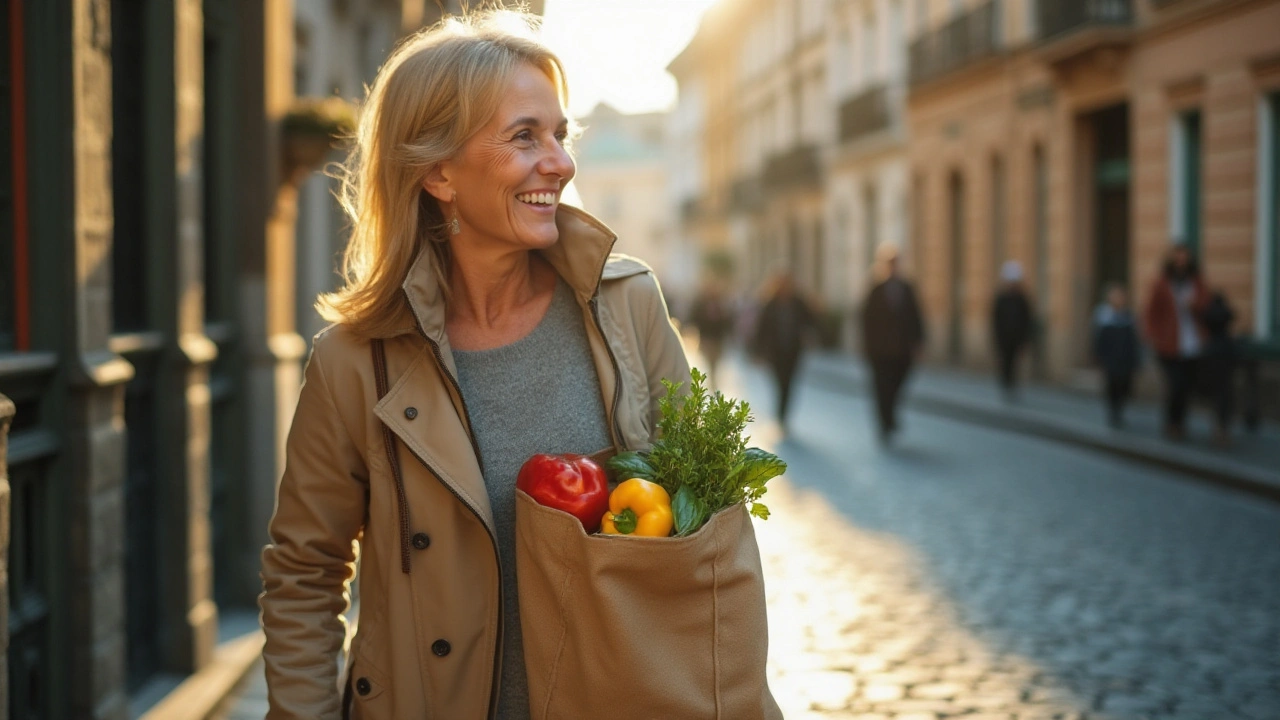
left=605, top=451, right=655, bottom=480
left=726, top=448, right=787, bottom=493
left=749, top=503, right=771, bottom=520
left=672, top=485, right=709, bottom=536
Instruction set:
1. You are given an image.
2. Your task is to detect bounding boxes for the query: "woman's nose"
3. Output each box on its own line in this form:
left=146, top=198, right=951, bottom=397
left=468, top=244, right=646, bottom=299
left=540, top=142, right=575, bottom=181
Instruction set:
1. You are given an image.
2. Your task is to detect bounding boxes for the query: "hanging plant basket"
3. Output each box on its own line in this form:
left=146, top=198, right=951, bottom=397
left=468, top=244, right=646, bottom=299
left=281, top=96, right=356, bottom=182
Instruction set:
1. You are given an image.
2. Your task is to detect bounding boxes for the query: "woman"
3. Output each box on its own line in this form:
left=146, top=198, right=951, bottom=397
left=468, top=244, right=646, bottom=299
left=259, top=11, right=690, bottom=719
left=1143, top=244, right=1208, bottom=440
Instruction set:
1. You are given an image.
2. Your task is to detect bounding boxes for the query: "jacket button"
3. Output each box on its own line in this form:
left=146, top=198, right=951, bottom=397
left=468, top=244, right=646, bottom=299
left=431, top=639, right=451, bottom=657
left=411, top=532, right=430, bottom=550
left=404, top=406, right=418, bottom=420
left=355, top=677, right=371, bottom=696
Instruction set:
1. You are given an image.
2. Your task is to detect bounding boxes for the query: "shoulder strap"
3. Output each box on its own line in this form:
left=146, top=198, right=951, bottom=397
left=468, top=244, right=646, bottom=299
left=372, top=339, right=412, bottom=574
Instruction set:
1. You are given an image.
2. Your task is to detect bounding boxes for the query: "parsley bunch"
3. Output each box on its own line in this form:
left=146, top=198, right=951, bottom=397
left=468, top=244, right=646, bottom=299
left=607, top=368, right=786, bottom=535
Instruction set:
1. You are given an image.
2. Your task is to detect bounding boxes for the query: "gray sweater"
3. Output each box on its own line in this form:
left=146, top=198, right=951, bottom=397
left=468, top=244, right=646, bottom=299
left=452, top=278, right=612, bottom=719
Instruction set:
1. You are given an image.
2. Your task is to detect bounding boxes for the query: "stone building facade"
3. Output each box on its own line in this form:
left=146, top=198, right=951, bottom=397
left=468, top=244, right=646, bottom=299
left=0, top=1, right=299, bottom=718
left=907, top=0, right=1280, bottom=386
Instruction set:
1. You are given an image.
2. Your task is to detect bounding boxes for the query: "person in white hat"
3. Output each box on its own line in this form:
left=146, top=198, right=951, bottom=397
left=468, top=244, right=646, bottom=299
left=991, top=260, right=1035, bottom=400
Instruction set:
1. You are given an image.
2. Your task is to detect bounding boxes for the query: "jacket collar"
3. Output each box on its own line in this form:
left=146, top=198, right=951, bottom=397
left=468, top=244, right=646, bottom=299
left=398, top=204, right=618, bottom=344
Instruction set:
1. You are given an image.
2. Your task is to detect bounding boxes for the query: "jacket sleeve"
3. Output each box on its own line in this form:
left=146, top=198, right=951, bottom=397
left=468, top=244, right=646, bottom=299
left=639, top=273, right=692, bottom=435
left=259, top=341, right=367, bottom=720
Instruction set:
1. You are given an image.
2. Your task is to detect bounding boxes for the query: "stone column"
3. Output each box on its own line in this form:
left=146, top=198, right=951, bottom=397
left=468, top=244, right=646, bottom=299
left=58, top=2, right=134, bottom=717
left=234, top=0, right=305, bottom=602
left=150, top=0, right=219, bottom=673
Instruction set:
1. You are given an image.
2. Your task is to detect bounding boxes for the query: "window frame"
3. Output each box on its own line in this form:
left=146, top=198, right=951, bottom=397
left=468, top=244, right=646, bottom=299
left=1258, top=92, right=1280, bottom=341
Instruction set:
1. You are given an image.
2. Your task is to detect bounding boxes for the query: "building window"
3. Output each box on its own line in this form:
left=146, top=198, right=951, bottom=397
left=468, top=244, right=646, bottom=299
left=1170, top=109, right=1203, bottom=257
left=863, top=12, right=878, bottom=85
left=1260, top=92, right=1280, bottom=340
left=864, top=183, right=879, bottom=268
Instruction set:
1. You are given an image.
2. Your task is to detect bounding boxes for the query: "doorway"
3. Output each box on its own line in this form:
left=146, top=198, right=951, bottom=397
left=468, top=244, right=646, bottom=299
left=948, top=171, right=966, bottom=363
left=1091, top=104, right=1130, bottom=309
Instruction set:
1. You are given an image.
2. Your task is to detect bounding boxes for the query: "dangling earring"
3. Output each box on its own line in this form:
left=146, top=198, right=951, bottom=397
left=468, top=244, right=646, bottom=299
left=449, top=193, right=461, bottom=236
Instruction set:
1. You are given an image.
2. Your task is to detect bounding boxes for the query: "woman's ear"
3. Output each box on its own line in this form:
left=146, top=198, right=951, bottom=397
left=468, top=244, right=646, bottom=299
left=422, top=161, right=453, bottom=203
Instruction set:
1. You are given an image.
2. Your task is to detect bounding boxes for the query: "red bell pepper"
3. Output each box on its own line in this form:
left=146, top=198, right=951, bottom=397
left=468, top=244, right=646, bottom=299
left=516, top=454, right=610, bottom=533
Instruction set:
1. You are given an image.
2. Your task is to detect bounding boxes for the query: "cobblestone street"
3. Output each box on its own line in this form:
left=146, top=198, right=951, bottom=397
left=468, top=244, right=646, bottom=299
left=732, top=357, right=1280, bottom=720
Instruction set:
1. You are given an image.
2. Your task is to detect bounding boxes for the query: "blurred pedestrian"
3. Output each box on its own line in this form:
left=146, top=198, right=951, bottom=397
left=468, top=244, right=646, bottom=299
left=258, top=11, right=694, bottom=719
left=1091, top=283, right=1141, bottom=428
left=991, top=260, right=1034, bottom=401
left=1200, top=290, right=1237, bottom=446
left=689, top=278, right=735, bottom=386
left=1143, top=244, right=1209, bottom=441
left=752, top=270, right=815, bottom=431
left=860, top=244, right=925, bottom=443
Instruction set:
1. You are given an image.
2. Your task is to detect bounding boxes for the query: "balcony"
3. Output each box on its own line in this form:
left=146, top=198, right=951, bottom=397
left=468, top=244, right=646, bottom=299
left=909, top=0, right=1001, bottom=87
left=1035, top=0, right=1132, bottom=63
left=838, top=84, right=891, bottom=145
left=729, top=176, right=762, bottom=214
left=761, top=145, right=822, bottom=192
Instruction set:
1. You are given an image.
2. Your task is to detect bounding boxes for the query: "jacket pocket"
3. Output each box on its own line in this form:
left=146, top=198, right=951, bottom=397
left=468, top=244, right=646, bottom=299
left=344, top=650, right=390, bottom=719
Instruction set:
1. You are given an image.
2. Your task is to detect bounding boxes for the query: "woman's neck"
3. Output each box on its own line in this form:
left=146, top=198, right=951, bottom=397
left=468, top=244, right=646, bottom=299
left=447, top=247, right=553, bottom=332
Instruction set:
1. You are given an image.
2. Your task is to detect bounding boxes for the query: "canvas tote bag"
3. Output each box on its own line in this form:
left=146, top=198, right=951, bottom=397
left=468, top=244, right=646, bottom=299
left=515, top=486, right=783, bottom=720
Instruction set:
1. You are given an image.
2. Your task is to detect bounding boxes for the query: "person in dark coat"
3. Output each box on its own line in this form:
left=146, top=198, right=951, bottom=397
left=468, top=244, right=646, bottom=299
left=860, top=244, right=925, bottom=443
left=1199, top=290, right=1237, bottom=446
left=689, top=279, right=735, bottom=387
left=1143, top=244, right=1209, bottom=441
left=1091, top=283, right=1141, bottom=428
left=991, top=260, right=1034, bottom=400
left=752, top=270, right=815, bottom=431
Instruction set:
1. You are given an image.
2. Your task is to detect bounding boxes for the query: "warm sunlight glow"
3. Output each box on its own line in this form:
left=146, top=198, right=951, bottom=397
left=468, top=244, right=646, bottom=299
left=541, top=0, right=718, bottom=117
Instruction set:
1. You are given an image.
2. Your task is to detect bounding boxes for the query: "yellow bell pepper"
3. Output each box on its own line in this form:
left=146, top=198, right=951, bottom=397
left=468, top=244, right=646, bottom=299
left=600, top=478, right=673, bottom=537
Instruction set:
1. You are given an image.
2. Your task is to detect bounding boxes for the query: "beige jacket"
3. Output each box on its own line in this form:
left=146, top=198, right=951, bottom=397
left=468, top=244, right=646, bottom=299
left=259, top=206, right=691, bottom=719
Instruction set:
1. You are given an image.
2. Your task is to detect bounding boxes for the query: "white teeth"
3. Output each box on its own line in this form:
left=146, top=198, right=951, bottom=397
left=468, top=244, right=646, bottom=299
left=519, top=192, right=555, bottom=205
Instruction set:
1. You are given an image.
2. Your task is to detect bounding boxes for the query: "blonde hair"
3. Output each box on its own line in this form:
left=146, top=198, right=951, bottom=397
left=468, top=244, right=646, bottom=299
left=316, top=8, right=572, bottom=337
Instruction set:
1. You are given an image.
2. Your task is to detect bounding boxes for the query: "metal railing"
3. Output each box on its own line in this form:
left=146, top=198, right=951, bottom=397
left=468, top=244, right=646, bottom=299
left=838, top=84, right=891, bottom=144
left=730, top=176, right=762, bottom=213
left=909, top=0, right=1001, bottom=86
left=761, top=144, right=822, bottom=191
left=1036, top=0, right=1132, bottom=42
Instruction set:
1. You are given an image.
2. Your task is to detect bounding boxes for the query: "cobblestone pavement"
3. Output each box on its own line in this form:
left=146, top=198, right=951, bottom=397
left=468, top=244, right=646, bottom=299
left=730, top=356, right=1280, bottom=720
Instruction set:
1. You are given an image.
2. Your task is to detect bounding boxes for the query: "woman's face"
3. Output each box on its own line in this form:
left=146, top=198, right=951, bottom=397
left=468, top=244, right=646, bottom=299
left=441, top=63, right=575, bottom=253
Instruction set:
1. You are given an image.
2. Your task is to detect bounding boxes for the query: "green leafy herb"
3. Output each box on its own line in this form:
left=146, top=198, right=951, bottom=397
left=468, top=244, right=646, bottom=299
left=645, top=367, right=785, bottom=532
left=605, top=451, right=656, bottom=481
left=671, top=485, right=710, bottom=536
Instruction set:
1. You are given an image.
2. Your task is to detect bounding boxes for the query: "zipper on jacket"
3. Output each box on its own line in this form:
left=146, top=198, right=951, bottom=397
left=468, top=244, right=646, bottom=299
left=401, top=290, right=504, bottom=719
left=589, top=295, right=626, bottom=449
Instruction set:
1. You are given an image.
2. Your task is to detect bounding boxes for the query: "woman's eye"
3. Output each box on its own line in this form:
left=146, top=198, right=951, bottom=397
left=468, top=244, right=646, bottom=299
left=554, top=132, right=568, bottom=145
left=514, top=130, right=534, bottom=143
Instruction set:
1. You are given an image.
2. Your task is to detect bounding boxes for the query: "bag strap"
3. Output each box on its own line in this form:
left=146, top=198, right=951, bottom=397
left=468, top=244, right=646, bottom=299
left=372, top=339, right=412, bottom=574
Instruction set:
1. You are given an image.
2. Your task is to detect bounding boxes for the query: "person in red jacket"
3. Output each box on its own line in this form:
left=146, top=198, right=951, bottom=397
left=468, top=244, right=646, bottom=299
left=1143, top=244, right=1209, bottom=440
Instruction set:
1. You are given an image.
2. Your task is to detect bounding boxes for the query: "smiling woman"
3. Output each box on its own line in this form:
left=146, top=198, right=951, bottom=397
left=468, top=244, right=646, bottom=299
left=258, top=7, right=694, bottom=720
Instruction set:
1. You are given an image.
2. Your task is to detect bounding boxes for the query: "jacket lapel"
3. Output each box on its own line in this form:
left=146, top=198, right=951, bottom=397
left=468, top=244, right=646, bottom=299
left=372, top=349, right=495, bottom=533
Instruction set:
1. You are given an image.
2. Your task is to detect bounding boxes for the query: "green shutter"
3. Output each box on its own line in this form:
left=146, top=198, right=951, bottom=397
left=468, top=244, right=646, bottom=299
left=1182, top=110, right=1202, bottom=257
left=1271, top=94, right=1280, bottom=338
